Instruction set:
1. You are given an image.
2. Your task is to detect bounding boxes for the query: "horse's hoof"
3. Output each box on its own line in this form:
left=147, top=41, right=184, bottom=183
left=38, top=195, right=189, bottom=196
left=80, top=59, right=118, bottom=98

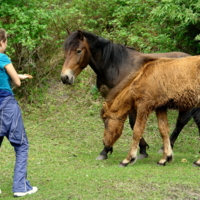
left=137, top=153, right=148, bottom=159
left=96, top=155, right=107, bottom=160
left=119, top=161, right=128, bottom=167
left=193, top=161, right=200, bottom=167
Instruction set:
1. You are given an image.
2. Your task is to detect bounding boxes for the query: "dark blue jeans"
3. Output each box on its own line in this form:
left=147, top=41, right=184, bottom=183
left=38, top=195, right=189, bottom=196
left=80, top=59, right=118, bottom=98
left=0, top=96, right=33, bottom=192
left=11, top=138, right=33, bottom=193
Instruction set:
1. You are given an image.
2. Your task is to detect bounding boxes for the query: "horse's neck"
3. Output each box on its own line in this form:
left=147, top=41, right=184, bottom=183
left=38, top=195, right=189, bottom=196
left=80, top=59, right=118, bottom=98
left=89, top=57, right=104, bottom=77
left=89, top=48, right=134, bottom=87
left=89, top=56, right=116, bottom=93
left=143, top=52, right=190, bottom=58
left=88, top=45, right=152, bottom=99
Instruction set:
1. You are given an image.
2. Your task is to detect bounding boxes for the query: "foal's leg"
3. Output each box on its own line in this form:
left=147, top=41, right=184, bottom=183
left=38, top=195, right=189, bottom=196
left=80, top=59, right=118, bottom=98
left=120, top=111, right=149, bottom=167
left=158, top=109, right=194, bottom=153
left=129, top=111, right=149, bottom=159
left=156, top=109, right=173, bottom=165
left=193, top=159, right=200, bottom=167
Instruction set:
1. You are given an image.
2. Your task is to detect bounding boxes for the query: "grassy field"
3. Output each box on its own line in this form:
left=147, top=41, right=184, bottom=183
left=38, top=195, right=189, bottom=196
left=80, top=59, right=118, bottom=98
left=1, top=74, right=200, bottom=200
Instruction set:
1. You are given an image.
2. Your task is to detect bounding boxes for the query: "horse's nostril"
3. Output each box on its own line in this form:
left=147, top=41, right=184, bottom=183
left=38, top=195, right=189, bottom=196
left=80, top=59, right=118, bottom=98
left=61, top=75, right=69, bottom=84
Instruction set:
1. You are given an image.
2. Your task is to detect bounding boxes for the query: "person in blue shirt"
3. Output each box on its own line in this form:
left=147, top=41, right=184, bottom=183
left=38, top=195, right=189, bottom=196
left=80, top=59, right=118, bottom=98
left=0, top=28, right=38, bottom=197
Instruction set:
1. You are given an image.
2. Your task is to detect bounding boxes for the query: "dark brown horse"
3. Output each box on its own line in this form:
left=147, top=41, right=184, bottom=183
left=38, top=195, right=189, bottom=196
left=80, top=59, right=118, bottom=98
left=61, top=30, right=200, bottom=159
left=101, top=55, right=200, bottom=167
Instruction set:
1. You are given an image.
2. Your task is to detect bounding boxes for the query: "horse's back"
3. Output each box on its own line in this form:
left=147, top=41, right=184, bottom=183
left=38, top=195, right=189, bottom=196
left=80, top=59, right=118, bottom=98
left=144, top=52, right=191, bottom=58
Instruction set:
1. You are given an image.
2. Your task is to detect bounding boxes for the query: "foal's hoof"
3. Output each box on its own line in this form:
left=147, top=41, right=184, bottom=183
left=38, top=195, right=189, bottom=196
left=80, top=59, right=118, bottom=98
left=157, top=156, right=173, bottom=166
left=167, top=155, right=173, bottom=163
left=137, top=153, right=148, bottom=160
left=119, top=161, right=128, bottom=167
left=96, top=155, right=107, bottom=160
left=157, top=162, right=166, bottom=166
left=193, top=161, right=200, bottom=167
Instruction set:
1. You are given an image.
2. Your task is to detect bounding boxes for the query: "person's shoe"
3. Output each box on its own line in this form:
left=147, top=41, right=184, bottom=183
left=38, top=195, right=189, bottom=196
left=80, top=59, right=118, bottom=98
left=13, top=187, right=38, bottom=197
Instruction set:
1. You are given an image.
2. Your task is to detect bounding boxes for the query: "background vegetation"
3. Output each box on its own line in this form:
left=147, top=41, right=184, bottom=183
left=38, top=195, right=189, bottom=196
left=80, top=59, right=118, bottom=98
left=0, top=0, right=200, bottom=102
left=0, top=0, right=200, bottom=199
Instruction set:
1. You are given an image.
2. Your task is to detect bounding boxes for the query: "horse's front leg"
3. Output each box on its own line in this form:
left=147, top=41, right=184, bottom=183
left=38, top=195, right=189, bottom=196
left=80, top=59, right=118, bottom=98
left=129, top=111, right=149, bottom=159
left=96, top=120, right=124, bottom=160
left=120, top=111, right=148, bottom=167
left=156, top=109, right=173, bottom=165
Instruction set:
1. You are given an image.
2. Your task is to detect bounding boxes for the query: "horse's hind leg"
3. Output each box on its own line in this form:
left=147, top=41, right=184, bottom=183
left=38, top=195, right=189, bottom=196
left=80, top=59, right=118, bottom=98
left=192, top=108, right=200, bottom=137
left=156, top=109, right=173, bottom=165
left=0, top=136, right=3, bottom=147
left=129, top=111, right=149, bottom=159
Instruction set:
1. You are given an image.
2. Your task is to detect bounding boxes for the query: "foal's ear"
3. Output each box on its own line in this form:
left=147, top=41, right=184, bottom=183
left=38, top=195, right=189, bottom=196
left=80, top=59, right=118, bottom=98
left=102, top=102, right=108, bottom=111
left=66, top=29, right=72, bottom=35
left=77, top=30, right=84, bottom=41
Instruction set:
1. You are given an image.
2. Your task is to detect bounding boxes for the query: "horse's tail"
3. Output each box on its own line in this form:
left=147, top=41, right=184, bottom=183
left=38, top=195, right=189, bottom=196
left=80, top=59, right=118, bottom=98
left=0, top=136, right=3, bottom=147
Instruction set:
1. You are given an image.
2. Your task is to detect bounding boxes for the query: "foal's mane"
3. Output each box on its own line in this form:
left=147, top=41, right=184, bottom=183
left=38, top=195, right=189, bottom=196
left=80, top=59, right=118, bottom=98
left=105, top=57, right=177, bottom=104
left=64, top=30, right=131, bottom=70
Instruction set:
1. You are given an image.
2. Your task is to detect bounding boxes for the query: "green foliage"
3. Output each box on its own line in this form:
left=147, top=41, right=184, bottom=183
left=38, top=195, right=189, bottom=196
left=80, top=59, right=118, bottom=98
left=1, top=0, right=199, bottom=103
left=69, top=0, right=161, bottom=51
left=151, top=0, right=200, bottom=54
left=68, top=0, right=199, bottom=53
left=0, top=1, right=51, bottom=52
left=0, top=0, right=69, bottom=102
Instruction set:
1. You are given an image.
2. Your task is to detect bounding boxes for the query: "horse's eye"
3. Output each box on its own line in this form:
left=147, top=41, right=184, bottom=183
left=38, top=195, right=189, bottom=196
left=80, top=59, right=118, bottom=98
left=77, top=50, right=82, bottom=54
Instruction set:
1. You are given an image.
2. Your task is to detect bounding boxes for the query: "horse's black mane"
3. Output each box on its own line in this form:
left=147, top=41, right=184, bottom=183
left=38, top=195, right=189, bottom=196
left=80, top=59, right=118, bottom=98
left=64, top=30, right=131, bottom=70
left=105, top=56, right=160, bottom=103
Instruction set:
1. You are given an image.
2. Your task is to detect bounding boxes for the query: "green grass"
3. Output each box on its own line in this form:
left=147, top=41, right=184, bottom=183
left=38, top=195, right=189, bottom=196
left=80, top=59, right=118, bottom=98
left=1, top=78, right=200, bottom=200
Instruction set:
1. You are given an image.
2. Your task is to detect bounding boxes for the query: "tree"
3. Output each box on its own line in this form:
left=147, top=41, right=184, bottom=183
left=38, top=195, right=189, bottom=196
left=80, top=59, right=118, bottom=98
left=0, top=0, right=68, bottom=101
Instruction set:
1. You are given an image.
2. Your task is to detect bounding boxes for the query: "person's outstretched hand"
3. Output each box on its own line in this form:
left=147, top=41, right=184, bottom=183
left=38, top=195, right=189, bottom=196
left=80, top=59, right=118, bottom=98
left=18, top=74, right=33, bottom=80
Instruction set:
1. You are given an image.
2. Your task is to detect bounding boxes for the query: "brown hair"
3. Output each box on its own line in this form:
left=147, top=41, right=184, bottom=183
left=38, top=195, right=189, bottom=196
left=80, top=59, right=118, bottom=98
left=0, top=28, right=7, bottom=42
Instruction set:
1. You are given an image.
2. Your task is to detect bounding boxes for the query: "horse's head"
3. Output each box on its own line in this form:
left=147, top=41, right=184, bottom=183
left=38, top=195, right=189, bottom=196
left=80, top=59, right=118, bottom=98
left=61, top=30, right=91, bottom=85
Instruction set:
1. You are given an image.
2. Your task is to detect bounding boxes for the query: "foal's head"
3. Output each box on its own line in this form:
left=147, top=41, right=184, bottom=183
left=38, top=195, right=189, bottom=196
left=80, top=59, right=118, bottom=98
left=61, top=30, right=91, bottom=85
left=101, top=102, right=127, bottom=146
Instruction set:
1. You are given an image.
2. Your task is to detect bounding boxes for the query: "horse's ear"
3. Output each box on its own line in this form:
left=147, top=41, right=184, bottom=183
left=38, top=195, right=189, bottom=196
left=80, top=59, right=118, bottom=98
left=77, top=30, right=84, bottom=41
left=66, top=29, right=72, bottom=35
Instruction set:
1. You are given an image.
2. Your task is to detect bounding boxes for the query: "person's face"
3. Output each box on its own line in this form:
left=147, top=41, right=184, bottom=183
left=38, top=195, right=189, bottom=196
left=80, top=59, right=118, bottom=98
left=0, top=39, right=7, bottom=53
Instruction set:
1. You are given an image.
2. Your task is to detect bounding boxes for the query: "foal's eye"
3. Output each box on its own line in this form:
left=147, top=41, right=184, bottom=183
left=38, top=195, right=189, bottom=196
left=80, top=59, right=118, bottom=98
left=104, top=119, right=108, bottom=129
left=77, top=49, right=82, bottom=54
